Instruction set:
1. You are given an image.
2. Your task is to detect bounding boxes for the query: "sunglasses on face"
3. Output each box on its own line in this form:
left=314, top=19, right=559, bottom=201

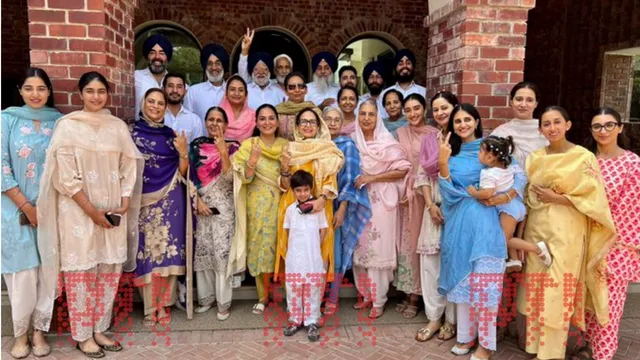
left=591, top=122, right=619, bottom=132
left=287, top=83, right=307, bottom=91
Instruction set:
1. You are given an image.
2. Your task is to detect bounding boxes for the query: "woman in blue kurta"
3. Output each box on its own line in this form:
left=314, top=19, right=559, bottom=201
left=131, top=88, right=196, bottom=325
left=322, top=107, right=372, bottom=315
left=437, top=103, right=524, bottom=359
left=1, top=68, right=61, bottom=358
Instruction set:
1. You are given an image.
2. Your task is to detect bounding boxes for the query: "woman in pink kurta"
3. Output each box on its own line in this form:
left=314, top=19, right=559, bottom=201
left=394, top=94, right=439, bottom=319
left=351, top=99, right=411, bottom=319
left=219, top=75, right=255, bottom=143
left=580, top=107, right=640, bottom=360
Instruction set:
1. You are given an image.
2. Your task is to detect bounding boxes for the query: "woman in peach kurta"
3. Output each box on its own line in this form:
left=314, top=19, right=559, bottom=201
left=38, top=72, right=143, bottom=357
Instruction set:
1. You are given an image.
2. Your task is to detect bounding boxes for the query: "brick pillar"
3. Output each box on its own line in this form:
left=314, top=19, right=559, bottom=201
left=28, top=0, right=137, bottom=120
left=425, top=0, right=535, bottom=131
left=600, top=54, right=634, bottom=121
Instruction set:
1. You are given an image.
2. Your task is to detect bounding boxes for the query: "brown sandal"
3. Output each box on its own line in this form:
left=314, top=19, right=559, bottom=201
left=438, top=322, right=456, bottom=341
left=395, top=300, right=409, bottom=313
left=403, top=304, right=419, bottom=319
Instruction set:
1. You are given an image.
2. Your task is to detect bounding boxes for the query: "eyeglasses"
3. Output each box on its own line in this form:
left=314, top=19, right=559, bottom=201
left=591, top=122, right=619, bottom=132
left=287, top=83, right=307, bottom=91
left=298, top=120, right=318, bottom=127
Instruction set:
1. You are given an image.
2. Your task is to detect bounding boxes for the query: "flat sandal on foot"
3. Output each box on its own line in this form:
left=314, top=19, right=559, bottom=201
left=32, top=343, right=51, bottom=357
left=99, top=341, right=123, bottom=352
left=10, top=342, right=31, bottom=359
left=76, top=343, right=105, bottom=359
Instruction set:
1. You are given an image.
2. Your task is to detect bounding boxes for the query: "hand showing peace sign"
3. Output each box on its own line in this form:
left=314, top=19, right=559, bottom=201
left=174, top=131, right=188, bottom=157
left=241, top=28, right=255, bottom=56
left=248, top=137, right=262, bottom=166
left=214, top=127, right=228, bottom=155
left=437, top=132, right=452, bottom=165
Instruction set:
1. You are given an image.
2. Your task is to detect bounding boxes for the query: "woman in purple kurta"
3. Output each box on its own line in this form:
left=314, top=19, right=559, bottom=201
left=131, top=88, right=195, bottom=325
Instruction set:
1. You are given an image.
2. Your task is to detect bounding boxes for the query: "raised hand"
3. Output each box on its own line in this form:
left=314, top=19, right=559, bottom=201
left=281, top=144, right=292, bottom=169
left=174, top=131, right=188, bottom=157
left=215, top=127, right=228, bottom=154
left=437, top=132, right=452, bottom=165
left=248, top=137, right=262, bottom=166
left=241, top=28, right=255, bottom=56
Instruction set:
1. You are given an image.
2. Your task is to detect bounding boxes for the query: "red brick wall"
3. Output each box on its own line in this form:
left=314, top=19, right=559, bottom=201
left=134, top=0, right=428, bottom=84
left=600, top=54, right=634, bottom=121
left=27, top=0, right=137, bottom=120
left=1, top=0, right=30, bottom=109
left=524, top=0, right=640, bottom=149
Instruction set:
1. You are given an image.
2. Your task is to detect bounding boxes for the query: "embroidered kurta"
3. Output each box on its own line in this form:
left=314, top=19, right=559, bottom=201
left=2, top=106, right=61, bottom=274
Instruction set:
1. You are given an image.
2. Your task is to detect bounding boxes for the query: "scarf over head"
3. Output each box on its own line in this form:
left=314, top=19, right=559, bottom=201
left=419, top=129, right=442, bottom=181
left=219, top=96, right=256, bottom=142
left=397, top=123, right=439, bottom=200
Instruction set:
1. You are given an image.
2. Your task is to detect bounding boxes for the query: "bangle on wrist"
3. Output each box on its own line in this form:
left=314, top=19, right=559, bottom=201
left=438, top=172, right=450, bottom=180
left=17, top=200, right=30, bottom=210
left=426, top=204, right=434, bottom=210
left=505, top=192, right=512, bottom=201
left=320, top=194, right=327, bottom=200
left=280, top=172, right=291, bottom=177
left=247, top=162, right=256, bottom=170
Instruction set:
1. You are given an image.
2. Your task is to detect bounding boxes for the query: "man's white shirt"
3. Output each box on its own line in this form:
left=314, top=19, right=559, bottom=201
left=305, top=82, right=340, bottom=107
left=164, top=106, right=205, bottom=143
left=134, top=68, right=165, bottom=120
left=379, top=81, right=427, bottom=119
left=183, top=81, right=226, bottom=121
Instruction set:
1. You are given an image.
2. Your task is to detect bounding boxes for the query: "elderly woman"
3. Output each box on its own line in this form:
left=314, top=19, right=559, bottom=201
left=38, top=71, right=143, bottom=358
left=275, top=107, right=344, bottom=338
left=414, top=91, right=459, bottom=342
left=219, top=75, right=256, bottom=142
left=352, top=99, right=411, bottom=319
left=232, top=104, right=288, bottom=315
left=322, top=106, right=372, bottom=315
left=337, top=85, right=359, bottom=136
left=2, top=67, right=61, bottom=358
left=276, top=72, right=322, bottom=140
left=381, top=89, right=406, bottom=138
left=581, top=107, right=639, bottom=360
left=131, top=88, right=195, bottom=326
left=517, top=106, right=616, bottom=360
left=190, top=106, right=241, bottom=320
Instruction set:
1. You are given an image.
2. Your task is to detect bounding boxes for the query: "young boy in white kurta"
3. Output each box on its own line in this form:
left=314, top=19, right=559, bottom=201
left=282, top=170, right=328, bottom=342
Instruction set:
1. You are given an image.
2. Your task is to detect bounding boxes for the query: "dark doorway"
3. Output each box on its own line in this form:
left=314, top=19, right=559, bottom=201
left=231, top=29, right=311, bottom=81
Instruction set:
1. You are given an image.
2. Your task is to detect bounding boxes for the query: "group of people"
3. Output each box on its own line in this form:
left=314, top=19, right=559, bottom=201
left=1, top=29, right=638, bottom=360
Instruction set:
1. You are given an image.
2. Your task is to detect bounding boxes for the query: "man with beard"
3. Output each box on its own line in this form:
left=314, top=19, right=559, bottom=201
left=380, top=49, right=426, bottom=113
left=357, top=61, right=388, bottom=116
left=305, top=52, right=340, bottom=109
left=135, top=34, right=173, bottom=120
left=163, top=72, right=204, bottom=143
left=273, top=54, right=293, bottom=92
left=339, top=65, right=358, bottom=88
left=237, top=28, right=287, bottom=108
left=184, top=44, right=229, bottom=121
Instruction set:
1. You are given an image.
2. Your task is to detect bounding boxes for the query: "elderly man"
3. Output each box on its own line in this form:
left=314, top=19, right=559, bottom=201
left=135, top=34, right=173, bottom=120
left=380, top=49, right=426, bottom=104
left=339, top=65, right=358, bottom=88
left=356, top=61, right=388, bottom=117
left=305, top=51, right=340, bottom=109
left=163, top=72, right=204, bottom=143
left=236, top=30, right=286, bottom=109
left=184, top=44, right=228, bottom=120
left=273, top=54, right=293, bottom=92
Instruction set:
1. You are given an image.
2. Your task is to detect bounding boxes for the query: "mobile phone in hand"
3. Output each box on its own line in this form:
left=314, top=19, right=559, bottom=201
left=19, top=212, right=30, bottom=226
left=105, top=213, right=122, bottom=226
left=209, top=207, right=221, bottom=215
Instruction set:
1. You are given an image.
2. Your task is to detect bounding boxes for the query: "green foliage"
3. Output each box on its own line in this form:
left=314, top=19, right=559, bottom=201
left=167, top=46, right=203, bottom=85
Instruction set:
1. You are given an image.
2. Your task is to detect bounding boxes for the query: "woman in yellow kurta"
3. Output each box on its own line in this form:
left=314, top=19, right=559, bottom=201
left=516, top=106, right=616, bottom=360
left=275, top=108, right=344, bottom=285
left=232, top=104, right=288, bottom=315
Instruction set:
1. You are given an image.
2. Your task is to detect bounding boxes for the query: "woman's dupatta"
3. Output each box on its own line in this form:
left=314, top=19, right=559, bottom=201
left=131, top=119, right=197, bottom=319
left=526, top=146, right=616, bottom=328
left=37, top=110, right=145, bottom=304
left=230, top=137, right=288, bottom=279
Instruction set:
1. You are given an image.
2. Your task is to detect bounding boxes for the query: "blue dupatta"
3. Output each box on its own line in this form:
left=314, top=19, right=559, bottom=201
left=333, top=136, right=372, bottom=274
left=382, top=116, right=407, bottom=138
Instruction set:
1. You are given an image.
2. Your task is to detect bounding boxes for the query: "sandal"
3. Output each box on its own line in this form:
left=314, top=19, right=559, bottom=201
left=395, top=299, right=409, bottom=313
left=98, top=341, right=123, bottom=352
left=353, top=299, right=372, bottom=310
left=10, top=340, right=31, bottom=359
left=505, top=259, right=522, bottom=273
left=470, top=350, right=493, bottom=360
left=536, top=242, right=553, bottom=267
left=368, top=306, right=384, bottom=319
left=76, top=342, right=105, bottom=359
left=438, top=322, right=456, bottom=341
left=252, top=303, right=266, bottom=314
left=143, top=314, right=157, bottom=327
left=415, top=323, right=439, bottom=342
left=572, top=345, right=594, bottom=360
left=451, top=343, right=474, bottom=356
left=323, top=301, right=338, bottom=315
left=157, top=307, right=171, bottom=326
left=402, top=304, right=419, bottom=319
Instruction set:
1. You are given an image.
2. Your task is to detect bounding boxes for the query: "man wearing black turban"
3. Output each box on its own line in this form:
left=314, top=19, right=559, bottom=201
left=183, top=43, right=229, bottom=121
left=235, top=28, right=286, bottom=109
left=306, top=51, right=340, bottom=110
left=134, top=34, right=174, bottom=120
left=379, top=48, right=426, bottom=119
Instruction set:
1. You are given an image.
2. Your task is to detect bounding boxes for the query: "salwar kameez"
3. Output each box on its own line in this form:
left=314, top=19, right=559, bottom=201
left=584, top=150, right=640, bottom=360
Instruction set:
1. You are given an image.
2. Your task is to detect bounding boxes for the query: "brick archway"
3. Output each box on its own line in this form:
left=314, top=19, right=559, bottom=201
left=134, top=8, right=209, bottom=45
left=326, top=19, right=410, bottom=55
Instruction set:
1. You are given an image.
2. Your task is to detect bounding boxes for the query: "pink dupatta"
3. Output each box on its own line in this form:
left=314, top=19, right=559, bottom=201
left=397, top=124, right=439, bottom=201
left=351, top=114, right=411, bottom=210
left=219, top=97, right=256, bottom=142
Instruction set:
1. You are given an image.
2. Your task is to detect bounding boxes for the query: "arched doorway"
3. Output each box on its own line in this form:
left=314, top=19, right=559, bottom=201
left=134, top=22, right=203, bottom=85
left=336, top=35, right=398, bottom=94
left=230, top=27, right=311, bottom=81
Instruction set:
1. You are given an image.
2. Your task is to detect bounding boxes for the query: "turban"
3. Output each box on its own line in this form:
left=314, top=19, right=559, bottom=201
left=394, top=48, right=416, bottom=67
left=363, top=61, right=387, bottom=83
left=143, top=34, right=173, bottom=62
left=248, top=52, right=274, bottom=74
left=200, top=44, right=229, bottom=71
left=312, top=51, right=338, bottom=73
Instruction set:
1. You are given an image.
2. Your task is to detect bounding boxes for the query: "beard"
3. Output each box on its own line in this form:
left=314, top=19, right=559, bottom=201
left=167, top=93, right=183, bottom=105
left=276, top=75, right=286, bottom=85
left=252, top=73, right=270, bottom=87
left=367, top=82, right=383, bottom=96
left=207, top=70, right=224, bottom=83
left=148, top=59, right=167, bottom=74
left=397, top=68, right=414, bottom=83
left=313, top=73, right=334, bottom=94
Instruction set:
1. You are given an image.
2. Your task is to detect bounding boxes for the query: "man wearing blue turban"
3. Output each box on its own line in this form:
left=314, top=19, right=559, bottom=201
left=379, top=48, right=426, bottom=118
left=134, top=34, right=174, bottom=120
left=183, top=43, right=229, bottom=121
left=236, top=28, right=286, bottom=109
left=305, top=51, right=340, bottom=109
